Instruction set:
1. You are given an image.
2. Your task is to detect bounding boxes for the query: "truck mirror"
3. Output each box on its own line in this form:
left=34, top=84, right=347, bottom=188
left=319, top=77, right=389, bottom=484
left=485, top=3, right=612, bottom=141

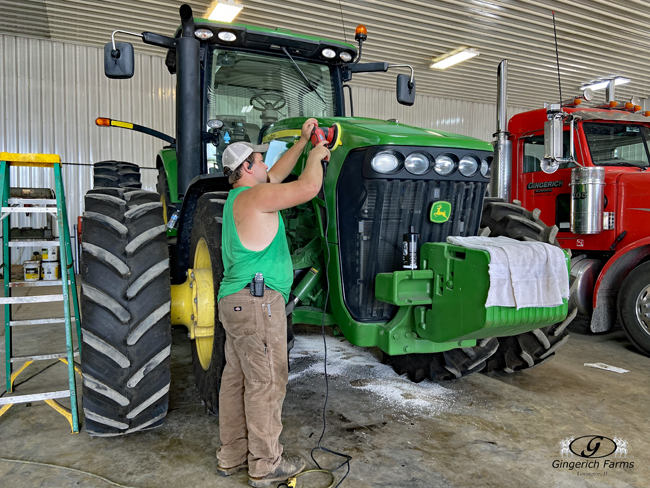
left=542, top=116, right=564, bottom=173
left=104, top=42, right=134, bottom=79
left=396, top=74, right=415, bottom=106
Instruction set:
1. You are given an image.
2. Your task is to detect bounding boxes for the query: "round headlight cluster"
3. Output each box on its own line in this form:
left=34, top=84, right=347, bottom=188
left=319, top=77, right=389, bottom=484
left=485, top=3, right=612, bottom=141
left=405, top=153, right=430, bottom=175
left=371, top=151, right=400, bottom=173
left=195, top=28, right=214, bottom=40
left=340, top=52, right=353, bottom=62
left=480, top=156, right=492, bottom=177
left=459, top=155, right=479, bottom=177
left=434, top=154, right=456, bottom=175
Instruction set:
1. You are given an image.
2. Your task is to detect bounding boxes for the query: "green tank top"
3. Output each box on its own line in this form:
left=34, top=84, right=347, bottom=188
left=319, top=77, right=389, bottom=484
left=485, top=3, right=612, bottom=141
left=218, top=186, right=293, bottom=302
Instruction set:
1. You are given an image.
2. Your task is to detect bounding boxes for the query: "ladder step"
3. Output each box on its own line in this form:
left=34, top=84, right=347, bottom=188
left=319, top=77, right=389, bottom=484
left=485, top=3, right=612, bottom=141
left=10, top=317, right=76, bottom=326
left=9, top=280, right=72, bottom=288
left=8, top=198, right=58, bottom=205
left=0, top=390, right=70, bottom=405
left=0, top=294, right=64, bottom=304
left=11, top=352, right=79, bottom=363
left=9, top=241, right=60, bottom=248
left=2, top=207, right=57, bottom=213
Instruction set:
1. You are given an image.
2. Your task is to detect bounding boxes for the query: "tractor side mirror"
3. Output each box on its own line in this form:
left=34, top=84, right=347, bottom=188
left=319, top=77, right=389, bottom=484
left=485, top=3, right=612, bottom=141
left=104, top=42, right=134, bottom=79
left=396, top=74, right=416, bottom=106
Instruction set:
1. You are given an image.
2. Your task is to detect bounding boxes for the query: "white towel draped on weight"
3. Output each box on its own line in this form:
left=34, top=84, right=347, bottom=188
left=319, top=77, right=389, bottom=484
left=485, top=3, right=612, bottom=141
left=446, top=236, right=569, bottom=310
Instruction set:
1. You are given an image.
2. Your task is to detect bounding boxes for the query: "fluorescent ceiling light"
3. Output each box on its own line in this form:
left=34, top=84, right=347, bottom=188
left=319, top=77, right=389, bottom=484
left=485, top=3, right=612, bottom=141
left=581, top=77, right=630, bottom=91
left=430, top=47, right=479, bottom=69
left=207, top=0, right=243, bottom=23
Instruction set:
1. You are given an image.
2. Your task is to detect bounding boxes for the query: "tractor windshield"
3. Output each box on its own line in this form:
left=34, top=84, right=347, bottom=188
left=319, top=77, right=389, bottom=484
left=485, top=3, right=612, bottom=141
left=583, top=122, right=650, bottom=168
left=205, top=48, right=337, bottom=172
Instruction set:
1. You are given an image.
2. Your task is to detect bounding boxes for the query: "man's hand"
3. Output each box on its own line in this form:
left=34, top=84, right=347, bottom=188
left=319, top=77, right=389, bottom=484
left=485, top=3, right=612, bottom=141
left=308, top=140, right=331, bottom=164
left=300, top=118, right=319, bottom=142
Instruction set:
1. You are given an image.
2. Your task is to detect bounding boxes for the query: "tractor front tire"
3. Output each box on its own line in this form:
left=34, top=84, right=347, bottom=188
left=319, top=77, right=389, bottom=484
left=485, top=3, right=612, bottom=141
left=189, top=193, right=228, bottom=414
left=384, top=338, right=500, bottom=382
left=81, top=188, right=171, bottom=436
left=618, top=262, right=650, bottom=356
left=480, top=198, right=575, bottom=374
left=93, top=161, right=142, bottom=189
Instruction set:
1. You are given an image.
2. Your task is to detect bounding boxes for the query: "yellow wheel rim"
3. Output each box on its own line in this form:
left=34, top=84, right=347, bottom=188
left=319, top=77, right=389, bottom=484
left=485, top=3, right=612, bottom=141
left=194, top=238, right=214, bottom=370
left=161, top=192, right=168, bottom=224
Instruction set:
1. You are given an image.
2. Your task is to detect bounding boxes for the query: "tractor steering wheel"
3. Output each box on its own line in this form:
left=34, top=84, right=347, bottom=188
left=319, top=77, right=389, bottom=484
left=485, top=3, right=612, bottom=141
left=250, top=92, right=286, bottom=111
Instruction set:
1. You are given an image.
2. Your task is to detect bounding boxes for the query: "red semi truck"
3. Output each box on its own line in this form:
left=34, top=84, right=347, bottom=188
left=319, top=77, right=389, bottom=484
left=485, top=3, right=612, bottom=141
left=490, top=60, right=650, bottom=356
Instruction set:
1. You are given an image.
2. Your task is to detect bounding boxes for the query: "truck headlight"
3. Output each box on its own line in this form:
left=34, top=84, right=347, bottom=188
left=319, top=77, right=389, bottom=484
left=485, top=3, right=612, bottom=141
left=371, top=151, right=399, bottom=173
left=459, top=155, right=478, bottom=177
left=480, top=157, right=491, bottom=177
left=340, top=52, right=353, bottom=62
left=405, top=153, right=430, bottom=175
left=434, top=154, right=456, bottom=175
left=322, top=48, right=336, bottom=59
left=195, top=28, right=214, bottom=40
left=218, top=31, right=237, bottom=42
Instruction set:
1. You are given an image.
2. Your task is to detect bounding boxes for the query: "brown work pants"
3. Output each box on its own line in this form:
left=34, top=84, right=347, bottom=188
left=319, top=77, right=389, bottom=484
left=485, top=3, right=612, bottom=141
left=216, top=288, right=288, bottom=478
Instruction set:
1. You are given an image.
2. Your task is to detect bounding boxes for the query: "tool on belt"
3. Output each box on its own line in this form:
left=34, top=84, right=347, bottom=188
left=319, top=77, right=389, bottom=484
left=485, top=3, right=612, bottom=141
left=309, top=122, right=341, bottom=177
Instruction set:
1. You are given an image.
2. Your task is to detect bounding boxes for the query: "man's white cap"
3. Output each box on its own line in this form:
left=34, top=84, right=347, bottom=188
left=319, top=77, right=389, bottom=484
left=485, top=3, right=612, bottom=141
left=222, top=142, right=269, bottom=174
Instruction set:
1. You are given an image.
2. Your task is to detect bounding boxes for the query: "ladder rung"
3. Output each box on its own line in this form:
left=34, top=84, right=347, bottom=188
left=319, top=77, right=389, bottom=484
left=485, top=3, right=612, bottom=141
left=9, top=241, right=60, bottom=248
left=9, top=280, right=71, bottom=288
left=11, top=352, right=79, bottom=363
left=0, top=294, right=63, bottom=304
left=0, top=390, right=70, bottom=405
left=10, top=317, right=77, bottom=326
left=8, top=198, right=58, bottom=205
left=2, top=207, right=57, bottom=213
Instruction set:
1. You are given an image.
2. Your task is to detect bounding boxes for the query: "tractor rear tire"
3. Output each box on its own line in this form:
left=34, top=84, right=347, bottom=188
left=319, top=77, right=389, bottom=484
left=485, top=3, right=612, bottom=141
left=81, top=188, right=171, bottom=436
left=618, top=261, right=650, bottom=356
left=383, top=338, right=500, bottom=382
left=189, top=192, right=228, bottom=415
left=93, top=161, right=142, bottom=189
left=480, top=198, right=575, bottom=374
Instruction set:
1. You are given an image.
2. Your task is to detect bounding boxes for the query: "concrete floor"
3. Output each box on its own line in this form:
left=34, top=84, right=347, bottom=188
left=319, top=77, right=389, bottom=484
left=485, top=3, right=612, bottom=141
left=0, top=283, right=647, bottom=488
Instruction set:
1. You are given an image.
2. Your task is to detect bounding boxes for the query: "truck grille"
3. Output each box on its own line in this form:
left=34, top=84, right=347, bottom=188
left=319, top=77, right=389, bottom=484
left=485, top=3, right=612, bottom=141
left=337, top=151, right=487, bottom=322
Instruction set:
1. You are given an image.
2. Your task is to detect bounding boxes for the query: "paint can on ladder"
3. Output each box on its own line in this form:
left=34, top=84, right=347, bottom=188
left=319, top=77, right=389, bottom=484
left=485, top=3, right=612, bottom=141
left=41, top=261, right=60, bottom=281
left=23, top=260, right=41, bottom=281
left=41, top=245, right=59, bottom=262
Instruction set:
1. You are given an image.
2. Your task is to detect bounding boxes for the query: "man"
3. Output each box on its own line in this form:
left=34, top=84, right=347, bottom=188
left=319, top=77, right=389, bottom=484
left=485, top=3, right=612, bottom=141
left=216, top=118, right=330, bottom=487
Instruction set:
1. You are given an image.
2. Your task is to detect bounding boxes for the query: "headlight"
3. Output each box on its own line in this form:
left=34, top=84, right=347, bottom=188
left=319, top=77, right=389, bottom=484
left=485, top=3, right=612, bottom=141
left=340, top=52, right=353, bottom=62
left=218, top=31, right=237, bottom=42
left=480, top=157, right=492, bottom=177
left=405, top=153, right=430, bottom=175
left=195, top=28, right=214, bottom=40
left=371, top=151, right=399, bottom=173
left=459, top=155, right=479, bottom=177
left=322, top=48, right=336, bottom=59
left=434, top=154, right=456, bottom=175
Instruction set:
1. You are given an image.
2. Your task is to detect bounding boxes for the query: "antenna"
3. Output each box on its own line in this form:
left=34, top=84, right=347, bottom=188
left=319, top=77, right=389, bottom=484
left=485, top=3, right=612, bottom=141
left=552, top=11, right=563, bottom=105
left=338, top=0, right=348, bottom=43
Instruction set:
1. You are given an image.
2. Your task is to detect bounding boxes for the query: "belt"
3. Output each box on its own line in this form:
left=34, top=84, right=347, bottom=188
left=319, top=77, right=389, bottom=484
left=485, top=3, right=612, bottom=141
left=245, top=284, right=272, bottom=290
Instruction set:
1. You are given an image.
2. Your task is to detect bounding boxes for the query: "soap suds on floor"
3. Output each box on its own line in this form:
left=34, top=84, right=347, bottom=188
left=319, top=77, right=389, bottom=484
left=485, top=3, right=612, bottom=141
left=289, top=334, right=458, bottom=415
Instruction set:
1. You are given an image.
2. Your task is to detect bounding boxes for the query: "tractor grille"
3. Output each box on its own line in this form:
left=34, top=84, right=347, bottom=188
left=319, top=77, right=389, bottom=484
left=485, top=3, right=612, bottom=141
left=337, top=150, right=488, bottom=323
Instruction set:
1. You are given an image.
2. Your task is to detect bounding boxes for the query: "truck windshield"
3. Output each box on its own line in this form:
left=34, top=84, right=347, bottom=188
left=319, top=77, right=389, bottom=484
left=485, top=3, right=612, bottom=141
left=583, top=122, right=650, bottom=168
left=205, top=48, right=336, bottom=172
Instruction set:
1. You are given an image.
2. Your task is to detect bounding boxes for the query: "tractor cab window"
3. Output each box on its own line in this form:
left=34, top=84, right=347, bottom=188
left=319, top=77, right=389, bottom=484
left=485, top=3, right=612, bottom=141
left=522, top=132, right=574, bottom=173
left=583, top=122, right=650, bottom=168
left=205, top=48, right=336, bottom=173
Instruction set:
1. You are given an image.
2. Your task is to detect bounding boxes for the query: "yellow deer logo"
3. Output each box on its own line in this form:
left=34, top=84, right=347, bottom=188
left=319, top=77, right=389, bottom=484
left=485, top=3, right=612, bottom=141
left=430, top=201, right=451, bottom=223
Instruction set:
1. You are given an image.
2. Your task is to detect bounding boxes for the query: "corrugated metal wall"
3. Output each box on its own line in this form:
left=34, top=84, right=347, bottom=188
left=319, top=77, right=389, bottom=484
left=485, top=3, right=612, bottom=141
left=0, top=33, right=531, bottom=264
left=0, top=34, right=175, bottom=264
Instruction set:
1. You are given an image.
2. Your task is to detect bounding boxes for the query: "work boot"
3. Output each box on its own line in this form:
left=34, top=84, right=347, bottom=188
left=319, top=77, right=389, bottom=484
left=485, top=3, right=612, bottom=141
left=217, top=460, right=248, bottom=476
left=247, top=455, right=306, bottom=487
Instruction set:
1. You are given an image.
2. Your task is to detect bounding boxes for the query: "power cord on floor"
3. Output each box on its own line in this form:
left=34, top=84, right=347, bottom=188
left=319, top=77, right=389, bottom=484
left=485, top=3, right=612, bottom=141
left=307, top=179, right=352, bottom=488
left=0, top=457, right=135, bottom=488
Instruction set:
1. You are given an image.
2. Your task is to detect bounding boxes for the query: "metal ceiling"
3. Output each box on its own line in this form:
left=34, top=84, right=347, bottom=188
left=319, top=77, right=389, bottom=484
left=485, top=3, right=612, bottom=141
left=3, top=0, right=650, bottom=108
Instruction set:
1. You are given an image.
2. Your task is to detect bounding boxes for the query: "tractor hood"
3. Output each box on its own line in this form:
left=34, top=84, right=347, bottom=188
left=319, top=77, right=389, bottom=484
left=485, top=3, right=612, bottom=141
left=265, top=117, right=492, bottom=152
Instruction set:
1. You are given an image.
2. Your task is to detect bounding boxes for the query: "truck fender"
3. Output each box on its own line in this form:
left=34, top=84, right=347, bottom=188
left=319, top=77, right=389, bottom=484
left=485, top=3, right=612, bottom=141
left=591, top=237, right=650, bottom=332
left=171, top=174, right=231, bottom=283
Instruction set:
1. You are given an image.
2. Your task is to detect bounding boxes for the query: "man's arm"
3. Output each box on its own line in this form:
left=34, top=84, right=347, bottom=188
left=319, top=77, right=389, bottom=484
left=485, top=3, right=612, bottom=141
left=267, top=118, right=318, bottom=184
left=241, top=141, right=329, bottom=213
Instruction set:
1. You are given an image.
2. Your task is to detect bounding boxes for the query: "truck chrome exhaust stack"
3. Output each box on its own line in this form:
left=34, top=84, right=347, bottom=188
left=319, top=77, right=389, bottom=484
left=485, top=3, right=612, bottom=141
left=490, top=60, right=512, bottom=201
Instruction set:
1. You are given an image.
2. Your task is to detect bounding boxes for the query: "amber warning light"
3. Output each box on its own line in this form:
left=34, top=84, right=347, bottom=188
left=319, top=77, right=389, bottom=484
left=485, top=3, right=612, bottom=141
left=96, top=117, right=111, bottom=126
left=355, top=24, right=367, bottom=41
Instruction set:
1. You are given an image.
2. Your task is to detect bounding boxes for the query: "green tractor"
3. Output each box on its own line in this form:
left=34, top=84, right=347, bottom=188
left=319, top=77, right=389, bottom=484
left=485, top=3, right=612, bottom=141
left=80, top=4, right=573, bottom=436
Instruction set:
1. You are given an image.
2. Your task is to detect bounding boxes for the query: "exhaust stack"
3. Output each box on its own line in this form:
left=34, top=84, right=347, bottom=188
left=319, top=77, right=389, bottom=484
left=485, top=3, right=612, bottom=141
left=490, top=60, right=512, bottom=202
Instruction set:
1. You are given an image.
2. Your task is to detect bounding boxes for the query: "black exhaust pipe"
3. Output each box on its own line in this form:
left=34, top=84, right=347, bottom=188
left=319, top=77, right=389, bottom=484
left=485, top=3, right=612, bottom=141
left=176, top=3, right=201, bottom=198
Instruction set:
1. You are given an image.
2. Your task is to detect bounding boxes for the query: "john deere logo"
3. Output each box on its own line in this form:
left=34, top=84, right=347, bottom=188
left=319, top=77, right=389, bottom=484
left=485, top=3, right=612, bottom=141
left=430, top=201, right=451, bottom=223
